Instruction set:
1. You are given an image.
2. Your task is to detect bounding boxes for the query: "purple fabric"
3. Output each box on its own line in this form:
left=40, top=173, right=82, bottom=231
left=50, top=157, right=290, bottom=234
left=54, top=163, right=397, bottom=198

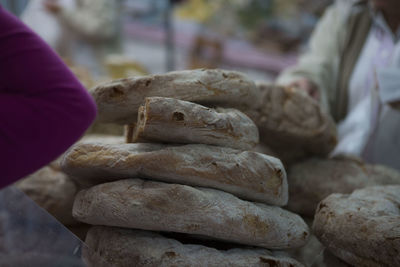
left=0, top=7, right=97, bottom=188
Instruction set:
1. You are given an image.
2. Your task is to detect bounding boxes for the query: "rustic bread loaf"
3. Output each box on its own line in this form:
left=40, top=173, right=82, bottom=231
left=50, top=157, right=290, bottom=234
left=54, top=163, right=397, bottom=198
left=131, top=97, right=259, bottom=150
left=83, top=226, right=304, bottom=267
left=79, top=134, right=125, bottom=144
left=15, top=165, right=78, bottom=225
left=62, top=143, right=288, bottom=206
left=286, top=157, right=400, bottom=216
left=73, top=179, right=309, bottom=249
left=245, top=82, right=337, bottom=163
left=91, top=69, right=260, bottom=124
left=313, top=185, right=400, bottom=267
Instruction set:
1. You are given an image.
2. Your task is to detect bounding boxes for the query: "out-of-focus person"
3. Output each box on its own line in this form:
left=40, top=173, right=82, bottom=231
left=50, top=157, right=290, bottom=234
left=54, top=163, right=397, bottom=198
left=0, top=0, right=28, bottom=15
left=0, top=5, right=97, bottom=188
left=277, top=0, right=400, bottom=170
left=21, top=0, right=121, bottom=76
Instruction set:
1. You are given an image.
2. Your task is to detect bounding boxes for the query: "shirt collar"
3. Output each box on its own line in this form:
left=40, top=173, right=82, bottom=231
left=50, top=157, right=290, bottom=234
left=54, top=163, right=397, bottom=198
left=369, top=3, right=400, bottom=41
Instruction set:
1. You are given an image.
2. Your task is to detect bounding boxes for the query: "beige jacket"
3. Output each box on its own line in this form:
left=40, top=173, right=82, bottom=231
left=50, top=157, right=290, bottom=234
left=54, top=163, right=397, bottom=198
left=277, top=1, right=372, bottom=122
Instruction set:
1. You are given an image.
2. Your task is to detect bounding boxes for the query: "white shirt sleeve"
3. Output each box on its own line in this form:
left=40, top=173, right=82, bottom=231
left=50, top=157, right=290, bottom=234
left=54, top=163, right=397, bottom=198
left=377, top=67, right=400, bottom=103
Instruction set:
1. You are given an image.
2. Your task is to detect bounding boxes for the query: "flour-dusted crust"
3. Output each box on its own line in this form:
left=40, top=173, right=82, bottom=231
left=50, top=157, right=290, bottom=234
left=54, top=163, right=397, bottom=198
left=313, top=185, right=400, bottom=267
left=73, top=179, right=309, bottom=249
left=16, top=165, right=78, bottom=225
left=131, top=97, right=259, bottom=150
left=79, top=134, right=125, bottom=145
left=62, top=143, right=287, bottom=206
left=83, top=226, right=304, bottom=267
left=91, top=69, right=260, bottom=124
left=245, top=82, right=337, bottom=163
left=286, top=157, right=400, bottom=216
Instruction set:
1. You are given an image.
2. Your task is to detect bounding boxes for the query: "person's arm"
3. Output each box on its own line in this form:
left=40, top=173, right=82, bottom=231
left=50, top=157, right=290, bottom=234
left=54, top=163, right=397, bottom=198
left=45, top=0, right=119, bottom=41
left=276, top=3, right=348, bottom=113
left=0, top=7, right=97, bottom=188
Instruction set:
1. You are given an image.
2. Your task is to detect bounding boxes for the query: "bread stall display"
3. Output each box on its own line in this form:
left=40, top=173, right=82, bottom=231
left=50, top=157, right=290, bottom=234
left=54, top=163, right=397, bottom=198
left=38, top=68, right=397, bottom=266
left=243, top=81, right=400, bottom=266
left=59, top=69, right=316, bottom=266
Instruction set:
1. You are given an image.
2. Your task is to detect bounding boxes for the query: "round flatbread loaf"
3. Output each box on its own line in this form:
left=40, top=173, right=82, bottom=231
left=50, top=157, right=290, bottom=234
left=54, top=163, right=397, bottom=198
left=313, top=185, right=400, bottom=267
left=286, top=157, right=400, bottom=216
left=83, top=226, right=304, bottom=267
left=73, top=179, right=309, bottom=249
left=245, top=82, right=337, bottom=163
left=62, top=143, right=288, bottom=206
left=91, top=69, right=260, bottom=124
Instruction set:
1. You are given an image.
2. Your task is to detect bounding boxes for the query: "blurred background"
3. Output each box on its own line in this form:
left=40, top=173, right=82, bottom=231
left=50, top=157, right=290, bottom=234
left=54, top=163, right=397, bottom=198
left=0, top=0, right=333, bottom=84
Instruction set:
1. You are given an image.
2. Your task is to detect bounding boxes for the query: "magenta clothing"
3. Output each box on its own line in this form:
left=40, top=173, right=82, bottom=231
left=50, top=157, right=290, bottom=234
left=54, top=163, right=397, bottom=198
left=0, top=7, right=97, bottom=188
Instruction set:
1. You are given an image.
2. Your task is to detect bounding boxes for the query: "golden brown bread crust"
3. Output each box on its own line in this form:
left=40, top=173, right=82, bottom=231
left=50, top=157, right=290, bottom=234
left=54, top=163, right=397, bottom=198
left=286, top=157, right=400, bottom=216
left=91, top=69, right=260, bottom=124
left=73, top=179, right=309, bottom=249
left=83, top=226, right=305, bottom=267
left=313, top=185, right=400, bottom=267
left=132, top=97, right=259, bottom=150
left=62, top=142, right=288, bottom=206
left=245, top=82, right=337, bottom=164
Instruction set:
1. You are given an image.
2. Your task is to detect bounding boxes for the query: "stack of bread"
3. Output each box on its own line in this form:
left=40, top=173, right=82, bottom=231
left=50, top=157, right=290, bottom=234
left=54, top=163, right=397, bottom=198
left=245, top=81, right=400, bottom=266
left=246, top=83, right=400, bottom=266
left=17, top=67, right=400, bottom=266
left=61, top=69, right=316, bottom=266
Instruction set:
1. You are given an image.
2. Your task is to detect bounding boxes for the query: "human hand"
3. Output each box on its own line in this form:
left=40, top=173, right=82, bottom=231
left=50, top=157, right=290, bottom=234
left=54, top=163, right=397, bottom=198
left=44, top=0, right=62, bottom=14
left=288, top=78, right=320, bottom=101
left=389, top=101, right=400, bottom=110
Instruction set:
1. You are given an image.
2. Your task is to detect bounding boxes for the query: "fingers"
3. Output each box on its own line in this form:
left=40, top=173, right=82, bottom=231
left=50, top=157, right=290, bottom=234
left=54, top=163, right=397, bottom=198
left=389, top=101, right=400, bottom=110
left=43, top=1, right=62, bottom=14
left=288, top=78, right=320, bottom=101
left=310, top=88, right=320, bottom=101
